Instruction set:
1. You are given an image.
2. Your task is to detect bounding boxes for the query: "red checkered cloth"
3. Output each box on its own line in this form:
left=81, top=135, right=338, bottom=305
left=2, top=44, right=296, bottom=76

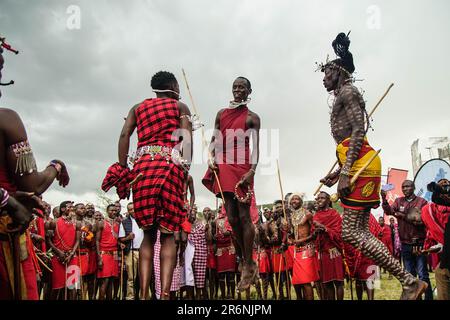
left=132, top=98, right=187, bottom=232
left=189, top=222, right=207, bottom=288
left=101, top=163, right=135, bottom=199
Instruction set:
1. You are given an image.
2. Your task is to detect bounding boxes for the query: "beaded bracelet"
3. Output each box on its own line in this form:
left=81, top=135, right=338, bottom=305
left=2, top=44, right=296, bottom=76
left=47, top=160, right=62, bottom=177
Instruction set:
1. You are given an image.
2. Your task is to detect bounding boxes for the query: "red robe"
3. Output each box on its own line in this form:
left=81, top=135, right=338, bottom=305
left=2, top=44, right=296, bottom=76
left=51, top=217, right=78, bottom=289
left=313, top=208, right=345, bottom=283
left=422, top=202, right=450, bottom=267
left=97, top=219, right=119, bottom=278
left=202, top=106, right=253, bottom=198
left=0, top=167, right=39, bottom=300
left=379, top=224, right=393, bottom=254
left=215, top=215, right=236, bottom=273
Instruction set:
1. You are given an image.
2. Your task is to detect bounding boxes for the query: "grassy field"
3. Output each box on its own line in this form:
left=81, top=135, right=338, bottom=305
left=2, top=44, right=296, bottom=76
left=241, top=270, right=436, bottom=300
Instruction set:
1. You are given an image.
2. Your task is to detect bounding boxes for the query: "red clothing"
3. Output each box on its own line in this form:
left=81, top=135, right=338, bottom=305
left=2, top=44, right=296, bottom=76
left=132, top=98, right=187, bottom=232
left=422, top=203, right=449, bottom=247
left=313, top=208, right=343, bottom=252
left=97, top=219, right=119, bottom=278
left=313, top=208, right=344, bottom=283
left=422, top=202, right=450, bottom=268
left=287, top=243, right=319, bottom=285
left=30, top=216, right=47, bottom=252
left=207, top=244, right=216, bottom=269
left=203, top=106, right=253, bottom=197
left=253, top=248, right=271, bottom=274
left=271, top=246, right=287, bottom=273
left=0, top=166, right=38, bottom=300
left=382, top=195, right=428, bottom=244
left=215, top=238, right=236, bottom=273
left=379, top=224, right=393, bottom=254
left=51, top=217, right=77, bottom=289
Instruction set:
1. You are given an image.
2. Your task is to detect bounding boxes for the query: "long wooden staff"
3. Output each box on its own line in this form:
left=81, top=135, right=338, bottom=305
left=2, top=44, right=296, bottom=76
left=119, top=248, right=124, bottom=300
left=181, top=68, right=226, bottom=205
left=313, top=83, right=394, bottom=196
left=77, top=248, right=85, bottom=300
left=64, top=262, right=68, bottom=300
left=275, top=160, right=292, bottom=300
left=330, top=149, right=381, bottom=202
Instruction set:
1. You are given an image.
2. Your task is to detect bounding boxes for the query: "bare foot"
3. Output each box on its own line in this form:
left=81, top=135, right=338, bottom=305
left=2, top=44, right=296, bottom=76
left=400, top=279, right=428, bottom=300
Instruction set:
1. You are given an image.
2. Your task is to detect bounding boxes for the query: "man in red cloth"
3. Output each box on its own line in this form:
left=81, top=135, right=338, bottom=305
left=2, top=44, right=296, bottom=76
left=267, top=200, right=290, bottom=299
left=203, top=77, right=261, bottom=290
left=204, top=207, right=218, bottom=299
left=378, top=216, right=394, bottom=254
left=214, top=205, right=237, bottom=299
left=95, top=204, right=120, bottom=300
left=47, top=201, right=80, bottom=300
left=117, top=71, right=193, bottom=299
left=421, top=179, right=450, bottom=300
left=287, top=193, right=319, bottom=300
left=83, top=203, right=97, bottom=299
left=313, top=192, right=345, bottom=300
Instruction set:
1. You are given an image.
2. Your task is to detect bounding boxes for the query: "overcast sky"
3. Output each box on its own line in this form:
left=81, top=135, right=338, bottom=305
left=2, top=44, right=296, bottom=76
left=0, top=0, right=449, bottom=211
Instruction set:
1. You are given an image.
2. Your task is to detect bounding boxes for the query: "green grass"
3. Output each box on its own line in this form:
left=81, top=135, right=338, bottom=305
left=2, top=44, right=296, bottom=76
left=239, top=271, right=436, bottom=300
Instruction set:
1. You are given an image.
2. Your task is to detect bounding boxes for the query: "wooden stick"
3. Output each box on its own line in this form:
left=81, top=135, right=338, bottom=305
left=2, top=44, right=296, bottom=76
left=77, top=248, right=84, bottom=300
left=119, top=249, right=124, bottom=300
left=35, top=254, right=53, bottom=273
left=368, top=83, right=394, bottom=118
left=314, top=83, right=394, bottom=196
left=181, top=68, right=226, bottom=205
left=276, top=160, right=288, bottom=221
left=65, top=262, right=68, bottom=300
left=330, top=149, right=381, bottom=202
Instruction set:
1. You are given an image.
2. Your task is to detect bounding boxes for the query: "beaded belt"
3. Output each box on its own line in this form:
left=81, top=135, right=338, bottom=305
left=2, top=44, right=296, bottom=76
left=100, top=250, right=118, bottom=256
left=133, top=145, right=190, bottom=171
left=216, top=245, right=236, bottom=257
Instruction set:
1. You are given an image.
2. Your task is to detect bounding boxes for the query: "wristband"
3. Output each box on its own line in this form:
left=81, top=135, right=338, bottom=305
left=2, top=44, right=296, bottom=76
left=48, top=160, right=62, bottom=175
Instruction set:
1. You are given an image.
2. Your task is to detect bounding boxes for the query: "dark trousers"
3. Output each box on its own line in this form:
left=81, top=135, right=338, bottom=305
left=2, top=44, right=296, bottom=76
left=402, top=243, right=433, bottom=300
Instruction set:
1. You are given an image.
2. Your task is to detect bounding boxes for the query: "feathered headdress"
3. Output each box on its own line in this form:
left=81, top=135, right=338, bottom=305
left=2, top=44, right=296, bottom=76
left=316, top=31, right=355, bottom=78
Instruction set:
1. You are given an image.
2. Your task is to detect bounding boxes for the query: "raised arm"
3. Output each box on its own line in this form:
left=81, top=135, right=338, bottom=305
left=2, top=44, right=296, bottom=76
left=118, top=104, right=139, bottom=167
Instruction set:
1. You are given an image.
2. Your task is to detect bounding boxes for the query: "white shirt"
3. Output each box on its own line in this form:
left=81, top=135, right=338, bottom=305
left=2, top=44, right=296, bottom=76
left=119, top=216, right=144, bottom=249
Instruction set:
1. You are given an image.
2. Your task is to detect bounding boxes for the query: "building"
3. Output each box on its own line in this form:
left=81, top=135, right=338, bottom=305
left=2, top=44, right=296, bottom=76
left=411, top=137, right=450, bottom=176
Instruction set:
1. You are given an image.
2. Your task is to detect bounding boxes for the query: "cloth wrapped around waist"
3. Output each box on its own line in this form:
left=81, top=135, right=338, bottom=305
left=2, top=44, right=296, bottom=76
left=336, top=137, right=381, bottom=210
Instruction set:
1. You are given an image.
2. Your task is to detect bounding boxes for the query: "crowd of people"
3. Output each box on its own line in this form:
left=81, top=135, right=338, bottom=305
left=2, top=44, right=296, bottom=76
left=2, top=177, right=449, bottom=301
left=1, top=32, right=449, bottom=301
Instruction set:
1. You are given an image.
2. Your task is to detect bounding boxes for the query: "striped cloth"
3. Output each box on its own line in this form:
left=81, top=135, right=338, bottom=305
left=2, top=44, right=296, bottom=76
left=190, top=222, right=207, bottom=288
left=154, top=230, right=181, bottom=298
left=132, top=98, right=187, bottom=232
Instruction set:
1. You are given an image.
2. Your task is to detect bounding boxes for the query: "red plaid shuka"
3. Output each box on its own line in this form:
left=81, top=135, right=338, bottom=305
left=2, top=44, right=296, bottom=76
left=189, top=222, right=208, bottom=288
left=132, top=98, right=187, bottom=232
left=102, top=163, right=135, bottom=199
